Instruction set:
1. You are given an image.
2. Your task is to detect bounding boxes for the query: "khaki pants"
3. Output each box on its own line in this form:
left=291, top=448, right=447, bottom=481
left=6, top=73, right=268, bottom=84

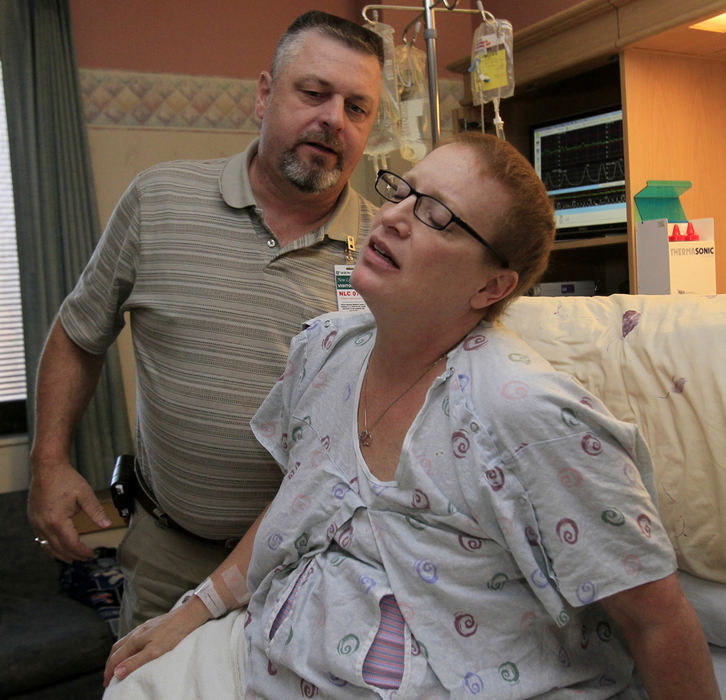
left=116, top=502, right=232, bottom=637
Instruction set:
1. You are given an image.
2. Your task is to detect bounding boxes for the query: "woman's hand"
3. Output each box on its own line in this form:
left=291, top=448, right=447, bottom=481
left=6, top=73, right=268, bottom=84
left=103, top=594, right=211, bottom=686
left=103, top=506, right=265, bottom=687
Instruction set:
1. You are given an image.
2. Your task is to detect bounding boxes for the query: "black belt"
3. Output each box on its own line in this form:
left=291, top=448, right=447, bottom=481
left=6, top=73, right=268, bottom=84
left=133, top=464, right=238, bottom=550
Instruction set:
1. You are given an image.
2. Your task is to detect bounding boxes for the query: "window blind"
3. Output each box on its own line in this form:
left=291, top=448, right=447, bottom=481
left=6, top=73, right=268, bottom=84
left=0, top=64, right=27, bottom=404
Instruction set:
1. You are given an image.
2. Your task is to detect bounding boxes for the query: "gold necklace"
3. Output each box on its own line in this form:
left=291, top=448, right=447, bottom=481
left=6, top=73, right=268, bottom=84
left=359, top=354, right=446, bottom=447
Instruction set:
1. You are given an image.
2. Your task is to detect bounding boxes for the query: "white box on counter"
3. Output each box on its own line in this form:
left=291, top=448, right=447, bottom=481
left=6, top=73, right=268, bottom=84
left=636, top=217, right=716, bottom=295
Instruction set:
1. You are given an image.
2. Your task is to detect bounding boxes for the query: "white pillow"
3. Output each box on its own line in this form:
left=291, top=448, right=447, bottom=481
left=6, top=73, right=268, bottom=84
left=503, top=294, right=726, bottom=583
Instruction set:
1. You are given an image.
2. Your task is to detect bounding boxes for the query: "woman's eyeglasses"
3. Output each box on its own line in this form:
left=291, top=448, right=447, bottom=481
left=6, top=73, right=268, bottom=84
left=375, top=169, right=509, bottom=268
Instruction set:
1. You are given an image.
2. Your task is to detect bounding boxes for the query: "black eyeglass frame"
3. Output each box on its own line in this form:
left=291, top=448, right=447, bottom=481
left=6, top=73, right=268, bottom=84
left=374, top=169, right=509, bottom=268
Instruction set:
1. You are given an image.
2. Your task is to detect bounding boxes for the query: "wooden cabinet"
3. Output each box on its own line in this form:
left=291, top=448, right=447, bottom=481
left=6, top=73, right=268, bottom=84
left=449, top=0, right=726, bottom=294
left=621, top=44, right=726, bottom=292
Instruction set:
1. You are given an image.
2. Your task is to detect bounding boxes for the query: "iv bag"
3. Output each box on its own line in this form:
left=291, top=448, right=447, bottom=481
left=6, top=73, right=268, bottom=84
left=363, top=21, right=401, bottom=159
left=395, top=42, right=430, bottom=163
left=469, top=18, right=514, bottom=106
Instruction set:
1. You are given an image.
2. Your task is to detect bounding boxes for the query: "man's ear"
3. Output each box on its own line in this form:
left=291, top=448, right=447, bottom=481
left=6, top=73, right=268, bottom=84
left=255, top=71, right=273, bottom=121
left=470, top=270, right=519, bottom=311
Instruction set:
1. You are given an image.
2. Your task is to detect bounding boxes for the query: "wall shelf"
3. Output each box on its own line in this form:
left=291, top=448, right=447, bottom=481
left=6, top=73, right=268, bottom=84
left=553, top=234, right=628, bottom=252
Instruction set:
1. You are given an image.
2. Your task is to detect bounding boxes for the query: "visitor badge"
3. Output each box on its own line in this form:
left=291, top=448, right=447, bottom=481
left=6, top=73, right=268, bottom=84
left=334, top=265, right=368, bottom=313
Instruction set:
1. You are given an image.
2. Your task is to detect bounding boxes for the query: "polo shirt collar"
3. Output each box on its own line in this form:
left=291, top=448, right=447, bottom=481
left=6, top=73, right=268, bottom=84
left=219, top=138, right=360, bottom=244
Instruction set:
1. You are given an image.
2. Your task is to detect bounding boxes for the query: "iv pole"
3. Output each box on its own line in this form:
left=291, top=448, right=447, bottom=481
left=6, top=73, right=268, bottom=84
left=422, top=0, right=441, bottom=146
left=362, top=1, right=492, bottom=147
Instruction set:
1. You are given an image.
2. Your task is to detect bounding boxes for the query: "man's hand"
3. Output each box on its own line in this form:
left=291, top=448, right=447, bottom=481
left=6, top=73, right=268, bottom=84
left=103, top=595, right=212, bottom=686
left=27, top=461, right=112, bottom=562
left=28, top=318, right=111, bottom=562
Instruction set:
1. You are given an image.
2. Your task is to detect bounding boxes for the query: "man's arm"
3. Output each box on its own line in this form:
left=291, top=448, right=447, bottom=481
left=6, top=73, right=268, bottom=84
left=28, top=317, right=112, bottom=562
left=600, top=571, right=720, bottom=699
left=103, top=504, right=268, bottom=686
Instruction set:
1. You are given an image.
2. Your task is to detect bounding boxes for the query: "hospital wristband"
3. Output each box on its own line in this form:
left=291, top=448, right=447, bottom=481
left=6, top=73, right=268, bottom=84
left=193, top=576, right=227, bottom=619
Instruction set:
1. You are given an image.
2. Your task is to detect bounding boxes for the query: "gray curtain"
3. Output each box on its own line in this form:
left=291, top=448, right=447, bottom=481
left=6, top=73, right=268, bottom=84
left=0, top=0, right=132, bottom=489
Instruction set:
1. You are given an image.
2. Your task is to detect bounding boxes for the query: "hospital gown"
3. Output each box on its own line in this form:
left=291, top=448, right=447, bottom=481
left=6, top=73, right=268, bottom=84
left=243, top=311, right=677, bottom=699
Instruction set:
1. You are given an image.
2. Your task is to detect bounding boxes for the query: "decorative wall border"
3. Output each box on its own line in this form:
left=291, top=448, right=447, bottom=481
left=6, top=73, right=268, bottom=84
left=79, top=69, right=261, bottom=131
left=79, top=68, right=464, bottom=135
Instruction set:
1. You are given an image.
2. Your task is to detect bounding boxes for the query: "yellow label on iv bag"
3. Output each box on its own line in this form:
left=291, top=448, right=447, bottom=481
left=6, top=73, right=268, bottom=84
left=469, top=19, right=514, bottom=106
left=471, top=49, right=508, bottom=93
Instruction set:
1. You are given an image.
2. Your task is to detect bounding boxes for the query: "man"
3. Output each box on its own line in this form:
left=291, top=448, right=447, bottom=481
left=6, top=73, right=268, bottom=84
left=27, top=11, right=383, bottom=635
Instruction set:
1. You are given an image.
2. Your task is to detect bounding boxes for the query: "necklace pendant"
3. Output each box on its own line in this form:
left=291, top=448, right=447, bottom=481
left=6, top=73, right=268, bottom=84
left=359, top=429, right=372, bottom=447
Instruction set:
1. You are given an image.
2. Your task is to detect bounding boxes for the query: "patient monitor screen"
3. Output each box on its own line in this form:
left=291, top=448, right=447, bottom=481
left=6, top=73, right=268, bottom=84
left=532, top=108, right=626, bottom=238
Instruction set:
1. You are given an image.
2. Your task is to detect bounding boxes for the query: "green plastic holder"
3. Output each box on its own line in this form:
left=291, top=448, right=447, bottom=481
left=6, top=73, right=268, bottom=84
left=633, top=180, right=691, bottom=223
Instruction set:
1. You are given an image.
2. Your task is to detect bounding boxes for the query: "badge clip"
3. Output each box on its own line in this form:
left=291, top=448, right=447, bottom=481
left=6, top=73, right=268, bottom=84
left=346, top=235, right=356, bottom=265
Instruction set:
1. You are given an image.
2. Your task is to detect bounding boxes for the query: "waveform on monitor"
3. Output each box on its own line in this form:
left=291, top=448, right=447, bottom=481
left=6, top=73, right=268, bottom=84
left=543, top=160, right=625, bottom=190
left=553, top=185, right=626, bottom=211
left=539, top=133, right=623, bottom=158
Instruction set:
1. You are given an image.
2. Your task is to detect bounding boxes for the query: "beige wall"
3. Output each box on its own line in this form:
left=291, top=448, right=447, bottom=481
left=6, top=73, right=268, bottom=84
left=69, top=0, right=368, bottom=77
left=69, top=0, right=583, bottom=81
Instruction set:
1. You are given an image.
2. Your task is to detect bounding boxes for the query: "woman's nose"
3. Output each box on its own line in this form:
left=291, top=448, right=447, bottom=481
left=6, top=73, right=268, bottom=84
left=379, top=197, right=415, bottom=238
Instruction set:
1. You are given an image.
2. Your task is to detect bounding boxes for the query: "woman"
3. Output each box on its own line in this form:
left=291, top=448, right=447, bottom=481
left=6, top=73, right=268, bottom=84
left=104, top=133, right=718, bottom=698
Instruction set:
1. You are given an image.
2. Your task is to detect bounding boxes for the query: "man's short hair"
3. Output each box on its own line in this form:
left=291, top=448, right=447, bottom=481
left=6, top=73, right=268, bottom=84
left=444, top=132, right=556, bottom=322
left=271, top=10, right=384, bottom=80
